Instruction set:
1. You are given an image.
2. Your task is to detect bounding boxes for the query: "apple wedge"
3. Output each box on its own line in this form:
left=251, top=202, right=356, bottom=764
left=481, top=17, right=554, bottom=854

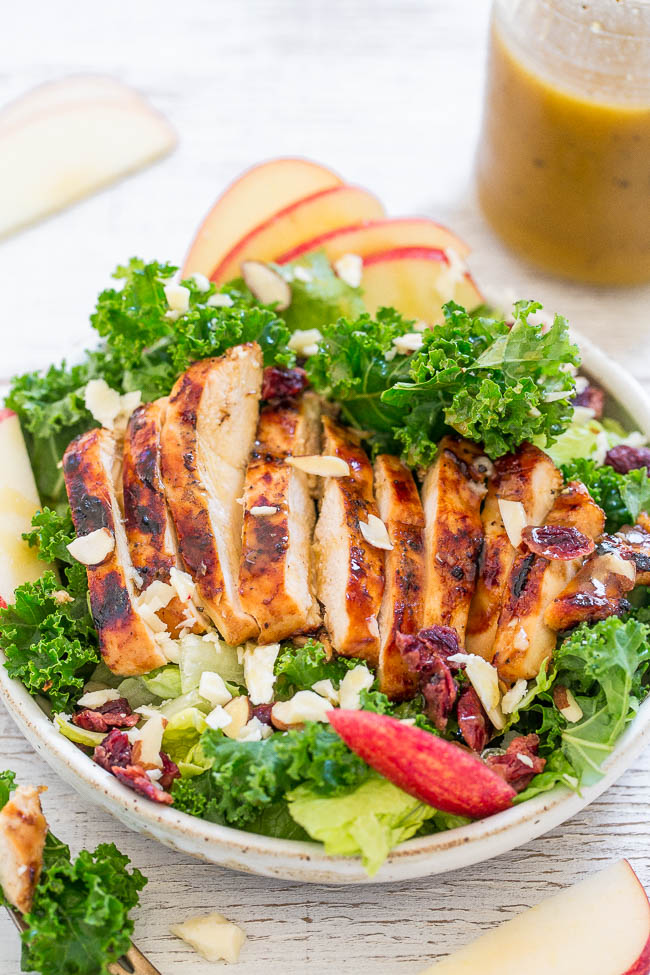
left=0, top=87, right=176, bottom=239
left=419, top=860, right=650, bottom=975
left=0, top=75, right=144, bottom=133
left=361, top=247, right=483, bottom=323
left=209, top=185, right=386, bottom=284
left=327, top=710, right=515, bottom=818
left=0, top=409, right=49, bottom=603
left=275, top=217, right=470, bottom=265
left=182, top=158, right=344, bottom=277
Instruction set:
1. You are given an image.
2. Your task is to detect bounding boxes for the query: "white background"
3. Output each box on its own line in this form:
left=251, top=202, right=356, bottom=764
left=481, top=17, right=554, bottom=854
left=1, top=1, right=649, bottom=972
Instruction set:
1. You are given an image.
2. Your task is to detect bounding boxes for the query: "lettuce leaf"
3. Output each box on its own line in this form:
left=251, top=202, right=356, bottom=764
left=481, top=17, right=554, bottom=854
left=287, top=776, right=440, bottom=876
left=273, top=639, right=358, bottom=699
left=21, top=842, right=146, bottom=975
left=0, top=769, right=16, bottom=810
left=274, top=251, right=365, bottom=334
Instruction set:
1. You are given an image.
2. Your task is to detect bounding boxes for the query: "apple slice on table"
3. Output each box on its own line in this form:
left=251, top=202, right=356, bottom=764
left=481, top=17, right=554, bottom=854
left=327, top=710, right=515, bottom=819
left=275, top=217, right=470, bottom=265
left=0, top=75, right=145, bottom=133
left=0, top=409, right=50, bottom=606
left=418, top=860, right=650, bottom=975
left=181, top=158, right=344, bottom=277
left=361, top=246, right=483, bottom=323
left=0, top=83, right=176, bottom=239
left=209, top=185, right=386, bottom=284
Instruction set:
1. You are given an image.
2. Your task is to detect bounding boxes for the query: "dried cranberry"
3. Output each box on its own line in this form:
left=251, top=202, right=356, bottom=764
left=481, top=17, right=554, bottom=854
left=73, top=697, right=139, bottom=733
left=484, top=734, right=545, bottom=793
left=112, top=765, right=174, bottom=805
left=93, top=729, right=132, bottom=771
left=159, top=752, right=181, bottom=791
left=521, top=524, right=594, bottom=561
left=252, top=704, right=274, bottom=726
left=457, top=686, right=490, bottom=752
left=421, top=657, right=458, bottom=732
left=396, top=625, right=462, bottom=678
left=261, top=365, right=308, bottom=401
left=605, top=444, right=650, bottom=475
left=572, top=383, right=605, bottom=419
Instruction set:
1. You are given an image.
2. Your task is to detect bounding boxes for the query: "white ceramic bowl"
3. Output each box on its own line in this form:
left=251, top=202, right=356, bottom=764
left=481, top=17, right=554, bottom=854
left=2, top=329, right=650, bottom=885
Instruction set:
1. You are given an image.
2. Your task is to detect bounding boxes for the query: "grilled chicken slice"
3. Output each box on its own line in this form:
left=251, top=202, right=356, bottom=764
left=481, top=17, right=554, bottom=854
left=239, top=394, right=321, bottom=642
left=421, top=436, right=488, bottom=641
left=64, top=428, right=168, bottom=675
left=600, top=521, right=650, bottom=585
left=123, top=399, right=204, bottom=636
left=374, top=454, right=425, bottom=699
left=545, top=550, right=636, bottom=631
left=0, top=785, right=48, bottom=914
left=161, top=344, right=262, bottom=644
left=314, top=417, right=384, bottom=664
left=466, top=444, right=562, bottom=661
left=492, top=482, right=605, bottom=683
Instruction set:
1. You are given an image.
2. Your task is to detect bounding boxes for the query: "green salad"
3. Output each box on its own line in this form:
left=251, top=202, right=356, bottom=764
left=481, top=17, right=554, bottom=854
left=2, top=254, right=650, bottom=877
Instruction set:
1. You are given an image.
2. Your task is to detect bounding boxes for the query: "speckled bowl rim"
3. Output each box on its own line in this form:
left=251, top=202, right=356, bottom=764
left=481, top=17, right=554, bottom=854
left=1, top=327, right=650, bottom=885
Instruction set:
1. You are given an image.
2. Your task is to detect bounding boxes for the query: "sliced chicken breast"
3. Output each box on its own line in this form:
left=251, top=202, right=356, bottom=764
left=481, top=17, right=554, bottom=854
left=492, top=481, right=605, bottom=683
left=64, top=428, right=168, bottom=675
left=374, top=454, right=425, bottom=699
left=421, top=436, right=488, bottom=642
left=545, top=550, right=636, bottom=631
left=239, top=394, right=321, bottom=642
left=601, top=521, right=650, bottom=585
left=0, top=785, right=48, bottom=914
left=161, top=344, right=262, bottom=645
left=314, top=418, right=384, bottom=664
left=466, top=444, right=562, bottom=661
left=123, top=399, right=203, bottom=636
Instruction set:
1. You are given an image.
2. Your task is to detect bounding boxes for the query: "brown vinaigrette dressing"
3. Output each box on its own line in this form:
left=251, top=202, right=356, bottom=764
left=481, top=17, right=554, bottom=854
left=477, top=4, right=650, bottom=285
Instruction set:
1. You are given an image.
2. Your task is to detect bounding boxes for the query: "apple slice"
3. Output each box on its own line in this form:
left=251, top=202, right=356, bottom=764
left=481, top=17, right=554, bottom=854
left=210, top=185, right=386, bottom=284
left=182, top=158, right=344, bottom=277
left=0, top=76, right=144, bottom=133
left=361, top=247, right=483, bottom=323
left=418, top=860, right=650, bottom=975
left=327, top=710, right=515, bottom=818
left=0, top=409, right=50, bottom=603
left=0, top=86, right=176, bottom=239
left=275, top=217, right=470, bottom=265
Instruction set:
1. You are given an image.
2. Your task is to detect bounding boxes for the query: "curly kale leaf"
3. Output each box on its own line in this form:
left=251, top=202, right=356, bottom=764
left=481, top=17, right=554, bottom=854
left=172, top=722, right=371, bottom=828
left=561, top=458, right=650, bottom=532
left=0, top=769, right=16, bottom=810
left=1, top=569, right=98, bottom=713
left=383, top=301, right=579, bottom=466
left=21, top=842, right=146, bottom=975
left=273, top=639, right=358, bottom=700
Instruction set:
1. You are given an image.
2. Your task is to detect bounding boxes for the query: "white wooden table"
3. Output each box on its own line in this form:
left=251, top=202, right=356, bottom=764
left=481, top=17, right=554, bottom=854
left=2, top=1, right=649, bottom=971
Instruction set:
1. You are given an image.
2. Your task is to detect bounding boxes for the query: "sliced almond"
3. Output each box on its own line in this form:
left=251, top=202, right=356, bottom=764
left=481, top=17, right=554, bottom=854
left=498, top=498, right=528, bottom=549
left=596, top=552, right=636, bottom=583
left=553, top=685, right=583, bottom=723
left=66, top=527, right=115, bottom=566
left=501, top=678, right=528, bottom=714
left=359, top=514, right=393, bottom=551
left=286, top=454, right=350, bottom=477
left=221, top=696, right=252, bottom=739
left=333, top=253, right=362, bottom=288
left=250, top=505, right=278, bottom=517
left=241, top=260, right=291, bottom=310
left=392, top=332, right=424, bottom=355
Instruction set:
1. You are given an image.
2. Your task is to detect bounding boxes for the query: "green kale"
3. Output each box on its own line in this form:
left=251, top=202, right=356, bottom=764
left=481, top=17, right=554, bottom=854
left=23, top=507, right=77, bottom=567
left=0, top=769, right=16, bottom=809
left=172, top=722, right=371, bottom=827
left=305, top=306, right=419, bottom=455
left=273, top=639, right=357, bottom=699
left=21, top=842, right=146, bottom=975
left=275, top=251, right=365, bottom=334
left=383, top=301, right=579, bottom=466
left=0, top=570, right=98, bottom=713
left=513, top=617, right=650, bottom=794
left=561, top=458, right=650, bottom=532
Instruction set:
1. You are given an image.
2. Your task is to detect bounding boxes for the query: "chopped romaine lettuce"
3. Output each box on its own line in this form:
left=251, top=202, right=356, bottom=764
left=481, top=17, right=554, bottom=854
left=178, top=633, right=244, bottom=693
left=54, top=715, right=105, bottom=748
left=141, top=664, right=183, bottom=699
left=162, top=707, right=208, bottom=766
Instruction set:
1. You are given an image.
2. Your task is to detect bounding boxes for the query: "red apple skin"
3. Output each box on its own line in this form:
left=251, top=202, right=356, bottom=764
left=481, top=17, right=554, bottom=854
left=362, top=245, right=448, bottom=266
left=0, top=407, right=16, bottom=423
left=328, top=710, right=516, bottom=819
left=624, top=864, right=650, bottom=975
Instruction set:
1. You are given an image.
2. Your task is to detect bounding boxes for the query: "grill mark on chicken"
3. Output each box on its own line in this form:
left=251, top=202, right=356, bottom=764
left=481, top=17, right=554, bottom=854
left=466, top=443, right=562, bottom=662
left=161, top=344, right=262, bottom=644
left=375, top=454, right=425, bottom=699
left=492, top=481, right=605, bottom=683
left=64, top=428, right=168, bottom=675
left=0, top=785, right=48, bottom=914
left=239, top=396, right=321, bottom=641
left=545, top=550, right=635, bottom=630
left=421, top=436, right=488, bottom=642
left=123, top=399, right=203, bottom=636
left=314, top=418, right=384, bottom=664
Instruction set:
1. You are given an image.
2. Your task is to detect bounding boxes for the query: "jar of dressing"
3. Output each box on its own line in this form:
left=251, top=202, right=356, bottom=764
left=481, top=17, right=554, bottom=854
left=477, top=0, right=650, bottom=285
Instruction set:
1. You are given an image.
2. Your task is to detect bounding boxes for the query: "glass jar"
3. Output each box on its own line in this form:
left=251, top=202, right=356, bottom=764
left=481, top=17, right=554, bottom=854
left=476, top=0, right=650, bottom=285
